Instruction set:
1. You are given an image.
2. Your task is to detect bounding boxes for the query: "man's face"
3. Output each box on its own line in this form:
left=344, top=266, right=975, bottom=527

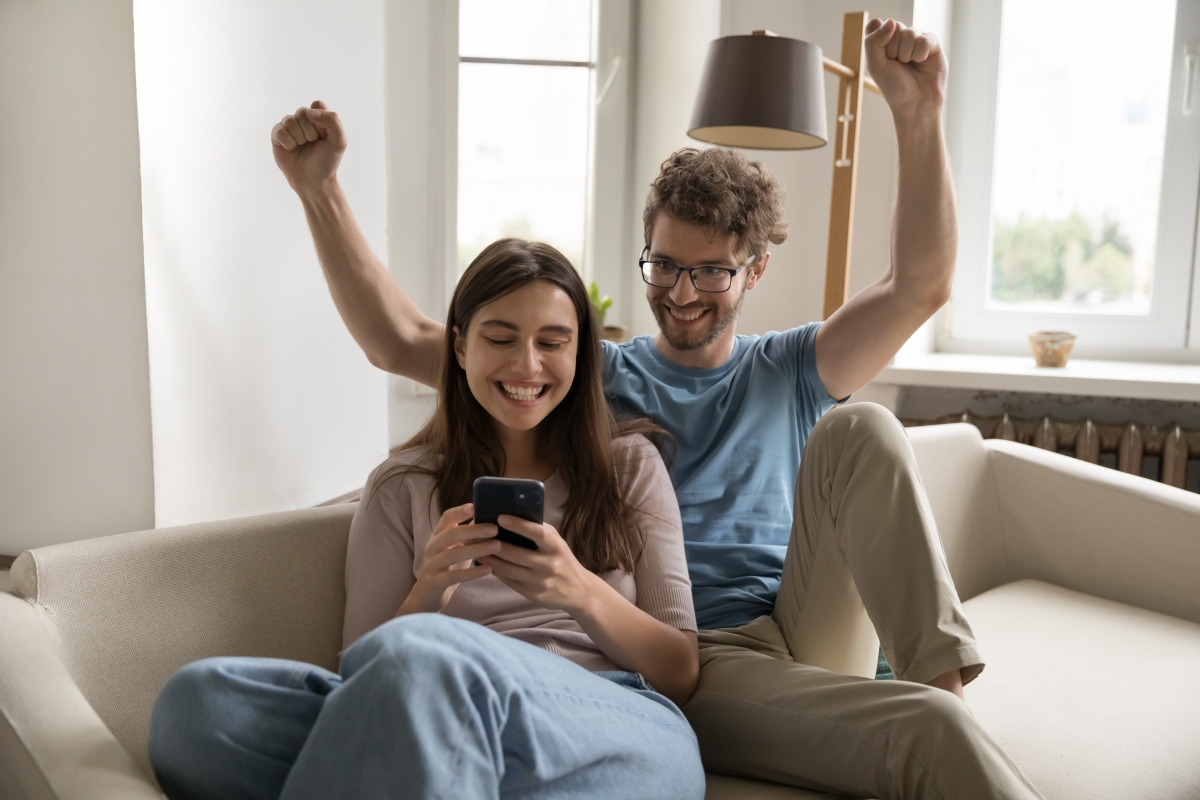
left=645, top=214, right=766, bottom=352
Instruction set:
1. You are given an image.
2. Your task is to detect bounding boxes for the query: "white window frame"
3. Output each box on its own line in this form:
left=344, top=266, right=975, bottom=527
left=587, top=0, right=637, bottom=324
left=940, top=0, right=1200, bottom=359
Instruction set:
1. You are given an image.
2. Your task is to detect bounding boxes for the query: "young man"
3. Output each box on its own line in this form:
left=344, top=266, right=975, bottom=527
left=271, top=18, right=1041, bottom=799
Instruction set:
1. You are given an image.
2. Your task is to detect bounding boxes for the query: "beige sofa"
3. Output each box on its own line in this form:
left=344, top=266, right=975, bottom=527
left=2, top=423, right=1198, bottom=800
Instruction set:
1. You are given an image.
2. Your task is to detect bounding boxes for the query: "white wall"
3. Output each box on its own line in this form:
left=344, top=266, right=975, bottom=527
left=0, top=0, right=155, bottom=554
left=134, top=0, right=390, bottom=526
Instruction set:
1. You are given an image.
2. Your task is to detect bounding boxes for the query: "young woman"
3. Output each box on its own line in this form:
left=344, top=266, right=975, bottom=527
left=147, top=239, right=705, bottom=800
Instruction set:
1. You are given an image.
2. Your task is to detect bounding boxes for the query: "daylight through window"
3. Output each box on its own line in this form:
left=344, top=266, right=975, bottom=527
left=987, top=0, right=1177, bottom=315
left=457, top=0, right=594, bottom=274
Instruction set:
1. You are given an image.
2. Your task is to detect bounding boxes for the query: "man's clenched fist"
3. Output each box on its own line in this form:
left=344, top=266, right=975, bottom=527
left=863, top=19, right=947, bottom=119
left=271, top=100, right=347, bottom=195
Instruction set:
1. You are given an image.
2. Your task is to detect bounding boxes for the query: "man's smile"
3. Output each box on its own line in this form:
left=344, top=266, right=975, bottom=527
left=666, top=305, right=710, bottom=323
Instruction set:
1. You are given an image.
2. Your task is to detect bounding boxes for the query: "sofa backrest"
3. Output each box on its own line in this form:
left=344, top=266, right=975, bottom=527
left=10, top=504, right=355, bottom=779
left=907, top=423, right=1009, bottom=602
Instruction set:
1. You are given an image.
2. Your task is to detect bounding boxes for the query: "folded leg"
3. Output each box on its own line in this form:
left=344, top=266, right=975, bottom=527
left=151, top=616, right=703, bottom=800
left=775, top=402, right=983, bottom=684
left=149, top=657, right=340, bottom=800
left=680, top=404, right=1041, bottom=798
left=280, top=614, right=706, bottom=800
left=686, top=619, right=1041, bottom=799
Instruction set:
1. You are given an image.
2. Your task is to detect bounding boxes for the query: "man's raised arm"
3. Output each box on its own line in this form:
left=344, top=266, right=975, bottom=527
left=814, top=19, right=956, bottom=400
left=272, top=101, right=445, bottom=386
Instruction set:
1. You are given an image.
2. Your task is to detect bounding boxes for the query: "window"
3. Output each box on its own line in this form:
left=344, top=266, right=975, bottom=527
left=944, top=0, right=1200, bottom=354
left=457, top=0, right=596, bottom=274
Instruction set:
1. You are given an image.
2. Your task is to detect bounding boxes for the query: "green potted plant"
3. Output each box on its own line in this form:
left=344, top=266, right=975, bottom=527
left=589, top=282, right=627, bottom=342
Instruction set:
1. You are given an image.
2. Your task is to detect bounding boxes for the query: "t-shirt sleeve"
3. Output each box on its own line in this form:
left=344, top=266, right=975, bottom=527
left=616, top=436, right=697, bottom=632
left=342, top=466, right=418, bottom=652
left=767, top=322, right=845, bottom=409
left=599, top=338, right=619, bottom=387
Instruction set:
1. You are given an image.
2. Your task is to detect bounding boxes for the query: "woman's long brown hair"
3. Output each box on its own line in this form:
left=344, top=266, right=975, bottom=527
left=377, top=238, right=665, bottom=574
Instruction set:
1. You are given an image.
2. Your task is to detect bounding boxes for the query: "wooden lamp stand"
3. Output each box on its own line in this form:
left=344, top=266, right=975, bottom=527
left=816, top=12, right=881, bottom=319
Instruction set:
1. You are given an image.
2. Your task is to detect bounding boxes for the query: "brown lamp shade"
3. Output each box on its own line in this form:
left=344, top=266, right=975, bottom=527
left=688, top=34, right=827, bottom=150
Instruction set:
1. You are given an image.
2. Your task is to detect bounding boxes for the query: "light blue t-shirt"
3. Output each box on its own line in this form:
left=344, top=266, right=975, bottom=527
left=601, top=325, right=839, bottom=630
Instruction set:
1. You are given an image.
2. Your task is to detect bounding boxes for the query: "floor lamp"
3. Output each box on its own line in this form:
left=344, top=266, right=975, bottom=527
left=687, top=12, right=882, bottom=319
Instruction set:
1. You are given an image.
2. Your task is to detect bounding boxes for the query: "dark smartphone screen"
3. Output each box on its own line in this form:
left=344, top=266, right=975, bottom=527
left=472, top=477, right=544, bottom=550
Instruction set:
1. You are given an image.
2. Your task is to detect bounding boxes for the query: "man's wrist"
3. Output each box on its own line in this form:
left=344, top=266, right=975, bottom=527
left=891, top=103, right=943, bottom=135
left=892, top=109, right=946, bottom=155
left=295, top=177, right=344, bottom=209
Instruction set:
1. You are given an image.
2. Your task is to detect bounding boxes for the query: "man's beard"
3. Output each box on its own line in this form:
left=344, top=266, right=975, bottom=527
left=652, top=289, right=745, bottom=351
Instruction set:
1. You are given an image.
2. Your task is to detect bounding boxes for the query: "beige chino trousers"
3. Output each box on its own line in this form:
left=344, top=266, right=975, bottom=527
left=682, top=403, right=1043, bottom=800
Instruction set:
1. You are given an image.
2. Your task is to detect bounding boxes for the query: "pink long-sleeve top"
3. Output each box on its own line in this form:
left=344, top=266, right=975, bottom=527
left=342, top=434, right=696, bottom=672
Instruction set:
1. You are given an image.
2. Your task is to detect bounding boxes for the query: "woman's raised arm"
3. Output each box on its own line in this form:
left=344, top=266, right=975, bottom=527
left=271, top=101, right=445, bottom=384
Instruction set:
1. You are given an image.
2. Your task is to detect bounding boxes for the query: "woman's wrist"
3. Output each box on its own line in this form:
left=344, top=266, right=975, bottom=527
left=560, top=570, right=614, bottom=621
left=395, top=580, right=440, bottom=617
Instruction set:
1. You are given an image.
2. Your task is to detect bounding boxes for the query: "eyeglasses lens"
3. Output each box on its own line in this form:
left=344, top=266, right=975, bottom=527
left=692, top=268, right=732, bottom=292
left=643, top=261, right=675, bottom=287
left=642, top=262, right=732, bottom=292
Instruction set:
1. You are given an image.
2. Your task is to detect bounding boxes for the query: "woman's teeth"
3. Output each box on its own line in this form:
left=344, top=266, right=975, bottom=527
left=500, top=382, right=544, bottom=400
left=669, top=306, right=705, bottom=322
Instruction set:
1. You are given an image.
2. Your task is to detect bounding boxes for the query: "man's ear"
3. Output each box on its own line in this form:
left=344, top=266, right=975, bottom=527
left=453, top=326, right=467, bottom=368
left=745, top=252, right=770, bottom=290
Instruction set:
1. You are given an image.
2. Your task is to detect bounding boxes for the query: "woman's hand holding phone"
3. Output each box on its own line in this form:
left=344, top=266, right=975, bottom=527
left=396, top=503, right=500, bottom=616
left=484, top=514, right=700, bottom=706
left=478, top=515, right=600, bottom=613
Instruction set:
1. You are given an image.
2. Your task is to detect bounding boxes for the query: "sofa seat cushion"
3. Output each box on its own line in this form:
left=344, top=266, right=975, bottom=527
left=962, top=580, right=1200, bottom=799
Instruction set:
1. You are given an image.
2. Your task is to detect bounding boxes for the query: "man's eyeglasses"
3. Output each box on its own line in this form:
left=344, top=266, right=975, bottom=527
left=639, top=248, right=757, bottom=294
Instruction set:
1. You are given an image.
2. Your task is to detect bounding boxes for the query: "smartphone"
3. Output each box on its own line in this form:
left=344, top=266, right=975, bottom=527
left=472, top=477, right=544, bottom=550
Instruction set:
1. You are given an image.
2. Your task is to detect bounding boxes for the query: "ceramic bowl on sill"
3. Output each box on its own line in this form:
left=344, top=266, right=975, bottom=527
left=1028, top=330, right=1077, bottom=367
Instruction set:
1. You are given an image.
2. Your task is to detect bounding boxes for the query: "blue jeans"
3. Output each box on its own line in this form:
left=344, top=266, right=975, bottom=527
left=148, top=614, right=705, bottom=800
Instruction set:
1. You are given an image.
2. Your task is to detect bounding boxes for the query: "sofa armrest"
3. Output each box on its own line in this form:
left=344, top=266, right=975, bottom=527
left=987, top=440, right=1200, bottom=624
left=0, top=593, right=163, bottom=800
left=9, top=503, right=355, bottom=781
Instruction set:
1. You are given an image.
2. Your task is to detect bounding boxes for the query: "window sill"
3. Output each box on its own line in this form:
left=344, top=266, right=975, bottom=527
left=876, top=353, right=1200, bottom=403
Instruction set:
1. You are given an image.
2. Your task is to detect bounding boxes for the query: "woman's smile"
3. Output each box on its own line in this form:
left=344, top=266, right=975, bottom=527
left=455, top=281, right=578, bottom=433
left=496, top=380, right=549, bottom=406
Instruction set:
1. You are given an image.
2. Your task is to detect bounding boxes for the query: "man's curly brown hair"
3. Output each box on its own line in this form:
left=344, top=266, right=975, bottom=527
left=643, top=148, right=787, bottom=259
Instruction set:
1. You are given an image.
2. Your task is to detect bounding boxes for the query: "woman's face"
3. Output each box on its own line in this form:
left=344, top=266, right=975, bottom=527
left=454, top=281, right=578, bottom=433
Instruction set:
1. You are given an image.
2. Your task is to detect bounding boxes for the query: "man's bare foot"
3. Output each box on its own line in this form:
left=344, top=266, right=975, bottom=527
left=925, top=668, right=965, bottom=700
